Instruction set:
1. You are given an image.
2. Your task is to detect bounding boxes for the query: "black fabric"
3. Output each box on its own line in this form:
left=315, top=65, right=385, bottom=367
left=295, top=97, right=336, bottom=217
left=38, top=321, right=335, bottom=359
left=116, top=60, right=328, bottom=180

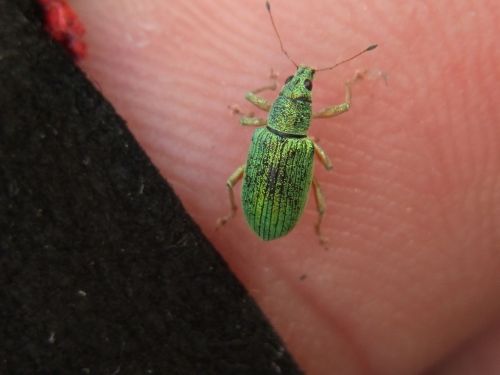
left=0, top=1, right=302, bottom=374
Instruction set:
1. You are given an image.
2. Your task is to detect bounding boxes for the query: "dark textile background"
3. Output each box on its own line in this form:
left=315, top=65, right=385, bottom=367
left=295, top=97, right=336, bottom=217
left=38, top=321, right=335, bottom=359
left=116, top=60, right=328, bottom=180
left=0, top=1, right=302, bottom=374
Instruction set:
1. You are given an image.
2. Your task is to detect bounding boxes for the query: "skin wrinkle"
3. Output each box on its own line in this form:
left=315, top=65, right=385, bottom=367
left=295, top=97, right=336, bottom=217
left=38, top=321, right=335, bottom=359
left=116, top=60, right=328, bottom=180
left=256, top=247, right=378, bottom=374
left=292, top=277, right=375, bottom=374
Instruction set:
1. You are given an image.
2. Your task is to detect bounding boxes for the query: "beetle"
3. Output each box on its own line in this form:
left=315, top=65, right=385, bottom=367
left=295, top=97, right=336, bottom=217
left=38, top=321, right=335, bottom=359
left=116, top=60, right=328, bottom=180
left=218, top=1, right=377, bottom=245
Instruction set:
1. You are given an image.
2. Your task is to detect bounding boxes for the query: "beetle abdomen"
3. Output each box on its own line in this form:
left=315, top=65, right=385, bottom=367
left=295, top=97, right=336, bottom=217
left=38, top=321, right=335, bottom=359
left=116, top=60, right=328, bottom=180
left=242, top=127, right=314, bottom=240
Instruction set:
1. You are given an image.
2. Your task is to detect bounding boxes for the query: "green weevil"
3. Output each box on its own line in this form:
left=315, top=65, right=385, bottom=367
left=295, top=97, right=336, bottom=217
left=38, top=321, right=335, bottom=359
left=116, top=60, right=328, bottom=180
left=218, top=1, right=377, bottom=245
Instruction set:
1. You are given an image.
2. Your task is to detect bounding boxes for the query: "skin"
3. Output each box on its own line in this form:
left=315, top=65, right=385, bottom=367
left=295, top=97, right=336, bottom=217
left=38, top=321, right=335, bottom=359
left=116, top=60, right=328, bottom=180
left=73, top=0, right=500, bottom=374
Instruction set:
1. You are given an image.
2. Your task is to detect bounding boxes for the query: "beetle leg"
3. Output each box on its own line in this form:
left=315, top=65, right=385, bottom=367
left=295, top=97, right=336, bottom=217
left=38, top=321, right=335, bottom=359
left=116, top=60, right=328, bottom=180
left=311, top=140, right=333, bottom=170
left=245, top=87, right=275, bottom=112
left=216, top=165, right=245, bottom=228
left=240, top=117, right=267, bottom=127
left=244, top=69, right=278, bottom=112
left=312, top=177, right=329, bottom=249
left=313, top=69, right=370, bottom=119
left=228, top=106, right=267, bottom=126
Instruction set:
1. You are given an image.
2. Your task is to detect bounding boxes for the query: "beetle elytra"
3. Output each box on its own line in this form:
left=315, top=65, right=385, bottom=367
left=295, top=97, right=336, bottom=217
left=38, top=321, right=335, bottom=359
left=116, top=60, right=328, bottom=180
left=218, top=1, right=377, bottom=245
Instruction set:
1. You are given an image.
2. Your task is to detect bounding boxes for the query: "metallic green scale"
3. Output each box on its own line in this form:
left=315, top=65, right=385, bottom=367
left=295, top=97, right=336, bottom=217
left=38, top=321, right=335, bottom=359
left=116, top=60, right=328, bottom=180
left=242, top=128, right=314, bottom=240
left=242, top=67, right=315, bottom=240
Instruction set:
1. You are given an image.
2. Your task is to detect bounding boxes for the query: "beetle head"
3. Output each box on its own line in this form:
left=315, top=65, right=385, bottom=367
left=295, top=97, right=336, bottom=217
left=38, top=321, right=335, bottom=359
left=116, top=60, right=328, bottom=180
left=280, top=66, right=315, bottom=103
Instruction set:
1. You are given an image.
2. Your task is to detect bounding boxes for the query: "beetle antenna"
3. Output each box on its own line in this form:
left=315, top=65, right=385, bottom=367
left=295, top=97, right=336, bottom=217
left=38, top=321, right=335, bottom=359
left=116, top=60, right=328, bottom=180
left=266, top=1, right=298, bottom=69
left=316, top=44, right=377, bottom=72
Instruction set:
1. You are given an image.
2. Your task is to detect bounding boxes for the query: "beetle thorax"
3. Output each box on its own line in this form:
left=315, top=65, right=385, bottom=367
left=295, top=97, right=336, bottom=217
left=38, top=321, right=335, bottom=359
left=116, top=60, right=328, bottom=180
left=267, top=66, right=315, bottom=136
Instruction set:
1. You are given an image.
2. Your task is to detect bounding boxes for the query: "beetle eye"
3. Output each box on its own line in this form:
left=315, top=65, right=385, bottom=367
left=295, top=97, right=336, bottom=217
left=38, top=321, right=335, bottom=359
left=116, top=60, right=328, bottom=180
left=304, top=79, right=312, bottom=90
left=284, top=75, right=293, bottom=84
